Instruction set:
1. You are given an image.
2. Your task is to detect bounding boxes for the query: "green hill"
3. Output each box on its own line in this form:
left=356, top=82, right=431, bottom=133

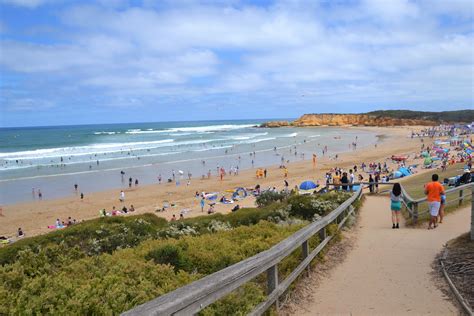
left=366, top=110, right=474, bottom=123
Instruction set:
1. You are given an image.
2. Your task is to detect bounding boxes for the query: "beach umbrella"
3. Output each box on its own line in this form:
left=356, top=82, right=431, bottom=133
left=299, top=181, right=317, bottom=190
left=424, top=157, right=432, bottom=166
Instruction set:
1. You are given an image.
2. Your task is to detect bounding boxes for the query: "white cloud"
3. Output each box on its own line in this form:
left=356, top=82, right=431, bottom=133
left=1, top=1, right=473, bottom=113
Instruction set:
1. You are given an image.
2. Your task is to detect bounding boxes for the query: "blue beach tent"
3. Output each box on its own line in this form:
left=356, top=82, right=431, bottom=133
left=299, top=181, right=317, bottom=190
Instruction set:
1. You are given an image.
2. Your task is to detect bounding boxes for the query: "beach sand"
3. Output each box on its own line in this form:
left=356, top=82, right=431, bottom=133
left=0, top=126, right=435, bottom=238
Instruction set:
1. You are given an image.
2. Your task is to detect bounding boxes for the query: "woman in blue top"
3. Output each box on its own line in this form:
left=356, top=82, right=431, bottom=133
left=390, top=183, right=402, bottom=229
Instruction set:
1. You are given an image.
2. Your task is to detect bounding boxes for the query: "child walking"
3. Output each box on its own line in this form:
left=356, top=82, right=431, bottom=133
left=390, top=183, right=402, bottom=229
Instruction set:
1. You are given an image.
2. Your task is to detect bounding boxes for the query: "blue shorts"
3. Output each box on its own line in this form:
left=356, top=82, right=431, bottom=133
left=391, top=201, right=401, bottom=211
left=440, top=195, right=446, bottom=205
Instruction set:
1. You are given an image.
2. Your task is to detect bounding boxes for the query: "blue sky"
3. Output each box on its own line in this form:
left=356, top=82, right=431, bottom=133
left=0, top=0, right=473, bottom=127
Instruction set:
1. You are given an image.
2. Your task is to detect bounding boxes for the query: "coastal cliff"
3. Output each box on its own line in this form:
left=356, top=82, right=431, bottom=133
left=262, top=114, right=437, bottom=127
left=293, top=114, right=436, bottom=126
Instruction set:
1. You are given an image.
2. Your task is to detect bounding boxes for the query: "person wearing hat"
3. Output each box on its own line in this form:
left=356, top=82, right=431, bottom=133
left=459, top=169, right=471, bottom=185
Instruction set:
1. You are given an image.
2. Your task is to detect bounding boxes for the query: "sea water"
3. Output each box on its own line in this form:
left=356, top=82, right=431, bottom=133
left=0, top=120, right=379, bottom=204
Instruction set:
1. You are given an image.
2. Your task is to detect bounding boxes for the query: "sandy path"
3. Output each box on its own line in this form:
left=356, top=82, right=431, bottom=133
left=296, top=195, right=471, bottom=315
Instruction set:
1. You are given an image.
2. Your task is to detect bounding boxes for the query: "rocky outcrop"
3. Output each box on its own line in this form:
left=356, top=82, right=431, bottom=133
left=263, top=114, right=437, bottom=127
left=260, top=120, right=290, bottom=128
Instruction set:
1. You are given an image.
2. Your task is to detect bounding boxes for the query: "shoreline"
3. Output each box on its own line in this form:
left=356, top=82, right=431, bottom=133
left=0, top=126, right=432, bottom=239
left=0, top=125, right=379, bottom=205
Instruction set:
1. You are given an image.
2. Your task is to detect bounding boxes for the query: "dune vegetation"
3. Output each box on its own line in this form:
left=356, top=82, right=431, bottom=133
left=0, top=191, right=355, bottom=315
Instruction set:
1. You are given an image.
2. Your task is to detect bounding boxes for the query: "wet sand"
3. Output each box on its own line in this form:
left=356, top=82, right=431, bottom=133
left=0, top=126, right=434, bottom=239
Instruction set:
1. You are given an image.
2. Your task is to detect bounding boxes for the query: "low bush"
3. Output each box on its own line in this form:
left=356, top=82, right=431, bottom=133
left=286, top=195, right=339, bottom=220
left=0, top=214, right=168, bottom=266
left=0, top=190, right=356, bottom=315
left=145, top=244, right=189, bottom=272
left=256, top=190, right=288, bottom=207
left=0, top=221, right=303, bottom=315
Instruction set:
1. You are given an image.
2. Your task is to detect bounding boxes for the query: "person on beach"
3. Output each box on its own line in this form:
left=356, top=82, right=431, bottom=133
left=38, top=190, right=42, bottom=200
left=171, top=214, right=176, bottom=221
left=424, top=174, right=445, bottom=229
left=129, top=205, right=135, bottom=212
left=368, top=174, right=374, bottom=193
left=341, top=172, right=349, bottom=191
left=374, top=173, right=380, bottom=193
left=284, top=168, right=288, bottom=178
left=74, top=183, right=78, bottom=192
left=119, top=190, right=125, bottom=202
left=208, top=204, right=215, bottom=214
left=200, top=197, right=205, bottom=212
left=333, top=172, right=341, bottom=190
left=390, top=183, right=402, bottom=229
left=80, top=193, right=84, bottom=200
left=128, top=177, right=132, bottom=188
left=135, top=179, right=139, bottom=187
left=17, top=228, right=24, bottom=238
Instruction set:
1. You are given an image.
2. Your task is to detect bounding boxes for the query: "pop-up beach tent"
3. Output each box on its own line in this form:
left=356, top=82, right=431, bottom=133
left=299, top=181, right=317, bottom=190
left=232, top=187, right=247, bottom=200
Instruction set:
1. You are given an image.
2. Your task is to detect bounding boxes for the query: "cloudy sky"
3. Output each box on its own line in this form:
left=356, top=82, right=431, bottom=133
left=1, top=0, right=473, bottom=127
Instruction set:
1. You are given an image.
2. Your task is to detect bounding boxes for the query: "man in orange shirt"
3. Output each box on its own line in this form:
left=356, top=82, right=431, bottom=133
left=424, top=174, right=445, bottom=229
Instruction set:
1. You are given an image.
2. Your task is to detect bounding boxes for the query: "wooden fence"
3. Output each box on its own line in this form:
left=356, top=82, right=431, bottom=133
left=123, top=182, right=474, bottom=315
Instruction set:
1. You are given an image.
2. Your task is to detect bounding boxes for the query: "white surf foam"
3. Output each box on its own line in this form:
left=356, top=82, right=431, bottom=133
left=94, top=131, right=119, bottom=135
left=0, top=139, right=175, bottom=160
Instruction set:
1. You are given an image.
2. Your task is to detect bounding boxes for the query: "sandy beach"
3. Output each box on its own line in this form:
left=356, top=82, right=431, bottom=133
left=0, top=126, right=434, bottom=239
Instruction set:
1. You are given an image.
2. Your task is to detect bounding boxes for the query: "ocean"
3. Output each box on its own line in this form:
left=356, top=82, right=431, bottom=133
left=0, top=120, right=379, bottom=204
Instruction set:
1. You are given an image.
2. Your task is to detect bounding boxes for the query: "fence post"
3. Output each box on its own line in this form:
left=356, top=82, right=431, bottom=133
left=319, top=227, right=326, bottom=241
left=471, top=186, right=474, bottom=241
left=413, top=202, right=418, bottom=224
left=267, top=265, right=279, bottom=311
left=302, top=240, right=310, bottom=275
left=459, top=189, right=463, bottom=207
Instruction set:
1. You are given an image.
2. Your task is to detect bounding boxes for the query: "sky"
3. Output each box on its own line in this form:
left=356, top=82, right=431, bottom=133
left=0, top=0, right=473, bottom=127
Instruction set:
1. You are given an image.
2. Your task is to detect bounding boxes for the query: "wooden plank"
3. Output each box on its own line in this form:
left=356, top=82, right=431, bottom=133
left=250, top=236, right=333, bottom=316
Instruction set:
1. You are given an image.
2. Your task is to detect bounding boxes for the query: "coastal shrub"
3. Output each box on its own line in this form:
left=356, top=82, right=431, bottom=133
left=256, top=190, right=288, bottom=207
left=200, top=282, right=266, bottom=316
left=144, top=221, right=304, bottom=275
left=0, top=190, right=357, bottom=315
left=0, top=252, right=200, bottom=315
left=0, top=214, right=168, bottom=265
left=286, top=195, right=339, bottom=220
left=161, top=223, right=199, bottom=238
left=0, top=221, right=303, bottom=315
left=177, top=205, right=284, bottom=234
left=145, top=244, right=189, bottom=272
left=317, top=191, right=352, bottom=204
left=207, top=220, right=232, bottom=232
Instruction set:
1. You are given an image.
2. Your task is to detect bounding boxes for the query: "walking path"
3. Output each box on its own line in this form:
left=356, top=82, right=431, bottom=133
left=297, top=195, right=471, bottom=315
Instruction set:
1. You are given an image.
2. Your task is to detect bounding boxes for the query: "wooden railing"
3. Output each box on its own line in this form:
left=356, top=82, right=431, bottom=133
left=123, top=187, right=363, bottom=316
left=123, top=182, right=474, bottom=315
left=401, top=183, right=473, bottom=226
